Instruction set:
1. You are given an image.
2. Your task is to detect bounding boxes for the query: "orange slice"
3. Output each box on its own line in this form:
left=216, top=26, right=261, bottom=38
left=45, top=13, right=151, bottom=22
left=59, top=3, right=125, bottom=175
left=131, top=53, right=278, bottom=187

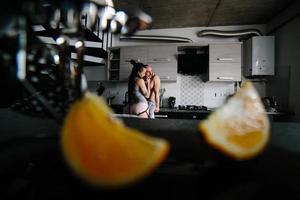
left=61, top=92, right=169, bottom=188
left=199, top=81, right=270, bottom=160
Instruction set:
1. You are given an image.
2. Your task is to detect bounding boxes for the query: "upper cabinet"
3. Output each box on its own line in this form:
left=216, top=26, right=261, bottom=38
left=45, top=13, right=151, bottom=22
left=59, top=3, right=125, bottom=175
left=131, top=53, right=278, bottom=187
left=108, top=45, right=177, bottom=82
left=147, top=45, right=177, bottom=81
left=243, top=36, right=275, bottom=76
left=209, top=43, right=241, bottom=63
left=207, top=42, right=242, bottom=82
left=147, top=45, right=177, bottom=63
left=119, top=46, right=148, bottom=81
left=107, top=43, right=243, bottom=82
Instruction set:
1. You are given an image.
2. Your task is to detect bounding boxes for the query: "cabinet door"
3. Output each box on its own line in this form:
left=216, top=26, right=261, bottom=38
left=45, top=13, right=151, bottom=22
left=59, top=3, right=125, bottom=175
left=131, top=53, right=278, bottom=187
left=209, top=43, right=241, bottom=63
left=147, top=45, right=177, bottom=82
left=119, top=47, right=147, bottom=81
left=150, top=62, right=177, bottom=82
left=147, top=45, right=177, bottom=63
left=209, top=63, right=241, bottom=82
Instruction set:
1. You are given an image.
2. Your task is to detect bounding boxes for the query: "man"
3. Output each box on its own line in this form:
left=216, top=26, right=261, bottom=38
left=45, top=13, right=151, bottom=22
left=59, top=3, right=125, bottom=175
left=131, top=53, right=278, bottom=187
left=144, top=65, right=161, bottom=118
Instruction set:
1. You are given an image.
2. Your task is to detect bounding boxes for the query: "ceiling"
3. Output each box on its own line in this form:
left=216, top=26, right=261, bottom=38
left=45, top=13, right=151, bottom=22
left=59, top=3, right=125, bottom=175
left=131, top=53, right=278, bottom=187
left=114, top=0, right=295, bottom=29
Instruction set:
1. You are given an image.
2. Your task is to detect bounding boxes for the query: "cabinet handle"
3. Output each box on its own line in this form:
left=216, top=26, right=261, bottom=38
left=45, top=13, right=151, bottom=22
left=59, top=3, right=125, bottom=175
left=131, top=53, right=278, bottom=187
left=153, top=58, right=170, bottom=62
left=125, top=59, right=141, bottom=62
left=160, top=76, right=170, bottom=80
left=217, top=76, right=233, bottom=80
left=217, top=58, right=233, bottom=61
left=155, top=114, right=168, bottom=118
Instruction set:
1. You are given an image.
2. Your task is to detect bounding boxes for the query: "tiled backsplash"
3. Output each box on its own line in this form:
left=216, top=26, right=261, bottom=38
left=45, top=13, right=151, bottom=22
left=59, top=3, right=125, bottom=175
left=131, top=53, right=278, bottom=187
left=178, top=75, right=235, bottom=108
left=203, top=82, right=235, bottom=108
left=88, top=74, right=265, bottom=108
left=180, top=75, right=204, bottom=105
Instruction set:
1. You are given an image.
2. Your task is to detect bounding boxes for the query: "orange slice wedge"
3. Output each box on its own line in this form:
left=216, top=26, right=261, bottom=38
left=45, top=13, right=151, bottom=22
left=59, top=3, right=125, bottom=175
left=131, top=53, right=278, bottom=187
left=61, top=92, right=169, bottom=188
left=199, top=81, right=270, bottom=160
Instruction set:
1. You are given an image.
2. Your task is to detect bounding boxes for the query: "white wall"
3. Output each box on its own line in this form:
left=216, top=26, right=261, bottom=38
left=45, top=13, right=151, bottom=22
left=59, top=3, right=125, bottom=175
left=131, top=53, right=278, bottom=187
left=87, top=24, right=267, bottom=108
left=266, top=15, right=300, bottom=121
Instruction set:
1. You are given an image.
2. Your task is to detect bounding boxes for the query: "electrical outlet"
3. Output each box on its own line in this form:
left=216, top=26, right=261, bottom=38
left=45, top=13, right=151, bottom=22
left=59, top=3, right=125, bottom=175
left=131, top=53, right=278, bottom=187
left=213, top=92, right=227, bottom=98
left=203, top=83, right=235, bottom=108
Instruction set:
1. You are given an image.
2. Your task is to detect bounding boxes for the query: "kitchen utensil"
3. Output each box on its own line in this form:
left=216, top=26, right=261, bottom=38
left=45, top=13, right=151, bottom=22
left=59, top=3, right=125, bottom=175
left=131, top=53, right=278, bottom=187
left=96, top=82, right=105, bottom=96
left=124, top=91, right=129, bottom=105
left=263, top=96, right=279, bottom=112
left=168, top=97, right=176, bottom=109
left=107, top=96, right=115, bottom=106
left=159, top=88, right=166, bottom=108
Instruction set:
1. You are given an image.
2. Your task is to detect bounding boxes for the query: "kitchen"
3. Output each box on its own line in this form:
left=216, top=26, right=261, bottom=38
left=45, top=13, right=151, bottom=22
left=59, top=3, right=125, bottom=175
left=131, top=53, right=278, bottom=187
left=84, top=11, right=297, bottom=122
left=0, top=0, right=300, bottom=199
left=94, top=38, right=277, bottom=120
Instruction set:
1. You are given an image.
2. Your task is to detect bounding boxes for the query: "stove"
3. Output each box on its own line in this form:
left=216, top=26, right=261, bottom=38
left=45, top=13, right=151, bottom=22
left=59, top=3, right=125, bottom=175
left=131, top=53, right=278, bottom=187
left=177, top=105, right=208, bottom=111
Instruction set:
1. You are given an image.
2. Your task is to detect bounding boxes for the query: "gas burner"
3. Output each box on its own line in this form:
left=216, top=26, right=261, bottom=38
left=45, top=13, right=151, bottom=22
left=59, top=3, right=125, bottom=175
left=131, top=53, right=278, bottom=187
left=178, top=105, right=207, bottom=111
left=178, top=105, right=186, bottom=110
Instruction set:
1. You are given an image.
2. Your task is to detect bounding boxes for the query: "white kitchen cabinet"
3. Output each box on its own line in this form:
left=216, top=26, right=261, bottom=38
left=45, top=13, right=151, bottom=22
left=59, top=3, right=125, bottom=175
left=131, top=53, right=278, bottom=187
left=243, top=36, right=275, bottom=76
left=209, top=62, right=241, bottom=81
left=107, top=45, right=177, bottom=82
left=119, top=46, right=147, bottom=81
left=147, top=45, right=177, bottom=82
left=209, top=43, right=241, bottom=63
left=207, top=42, right=242, bottom=82
left=147, top=45, right=177, bottom=63
left=150, top=62, right=177, bottom=81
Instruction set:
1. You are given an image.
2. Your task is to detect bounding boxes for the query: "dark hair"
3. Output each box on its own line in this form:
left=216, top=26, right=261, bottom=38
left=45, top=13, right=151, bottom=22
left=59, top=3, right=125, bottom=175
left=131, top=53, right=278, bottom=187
left=128, top=60, right=147, bottom=105
left=130, top=59, right=137, bottom=66
left=129, top=59, right=147, bottom=68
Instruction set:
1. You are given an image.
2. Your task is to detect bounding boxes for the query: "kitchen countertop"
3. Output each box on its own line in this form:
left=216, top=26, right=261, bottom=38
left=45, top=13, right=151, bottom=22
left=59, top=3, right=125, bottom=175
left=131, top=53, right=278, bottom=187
left=108, top=105, right=293, bottom=117
left=159, top=107, right=293, bottom=115
left=121, top=117, right=300, bottom=153
left=1, top=106, right=299, bottom=158
left=159, top=108, right=211, bottom=113
left=1, top=108, right=300, bottom=199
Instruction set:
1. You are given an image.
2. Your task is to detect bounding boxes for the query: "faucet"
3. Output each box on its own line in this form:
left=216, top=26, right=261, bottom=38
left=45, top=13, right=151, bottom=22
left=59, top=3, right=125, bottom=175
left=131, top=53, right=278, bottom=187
left=159, top=88, right=166, bottom=108
left=124, top=91, right=129, bottom=105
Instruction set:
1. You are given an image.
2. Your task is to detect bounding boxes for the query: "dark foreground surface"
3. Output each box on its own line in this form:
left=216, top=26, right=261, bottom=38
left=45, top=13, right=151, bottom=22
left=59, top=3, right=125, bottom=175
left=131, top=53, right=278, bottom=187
left=1, top=108, right=300, bottom=200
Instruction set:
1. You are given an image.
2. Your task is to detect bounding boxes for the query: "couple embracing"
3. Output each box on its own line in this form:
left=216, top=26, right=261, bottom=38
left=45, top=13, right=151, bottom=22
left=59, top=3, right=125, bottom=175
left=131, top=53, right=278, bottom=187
left=128, top=60, right=160, bottom=118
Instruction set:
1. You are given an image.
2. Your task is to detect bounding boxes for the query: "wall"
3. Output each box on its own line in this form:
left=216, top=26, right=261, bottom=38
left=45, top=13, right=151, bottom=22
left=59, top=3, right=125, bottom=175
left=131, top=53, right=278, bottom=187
left=266, top=15, right=300, bottom=121
left=87, top=24, right=267, bottom=109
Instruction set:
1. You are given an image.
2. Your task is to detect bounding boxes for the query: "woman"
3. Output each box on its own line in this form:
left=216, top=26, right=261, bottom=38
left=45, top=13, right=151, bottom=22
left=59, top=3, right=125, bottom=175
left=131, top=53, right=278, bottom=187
left=128, top=60, right=151, bottom=118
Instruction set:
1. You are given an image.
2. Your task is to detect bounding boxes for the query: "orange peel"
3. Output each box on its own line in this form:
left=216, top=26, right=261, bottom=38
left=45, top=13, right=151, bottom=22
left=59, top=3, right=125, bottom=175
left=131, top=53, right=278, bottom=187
left=199, top=81, right=270, bottom=160
left=61, top=92, right=169, bottom=188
